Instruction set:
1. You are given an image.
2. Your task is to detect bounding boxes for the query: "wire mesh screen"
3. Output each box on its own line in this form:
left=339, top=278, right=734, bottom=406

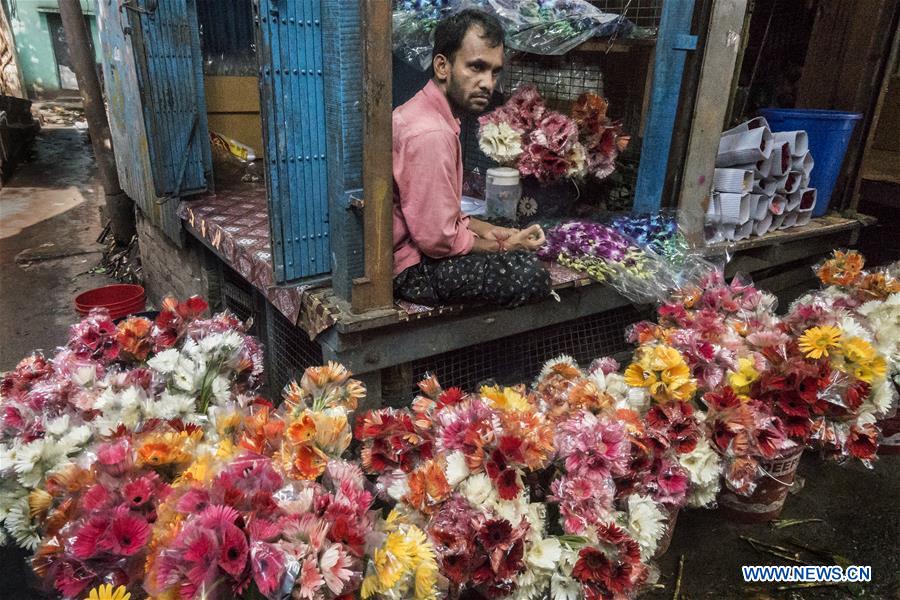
left=408, top=304, right=651, bottom=395
left=588, top=0, right=663, bottom=33
left=265, top=299, right=324, bottom=400
left=220, top=263, right=323, bottom=399
left=222, top=265, right=257, bottom=329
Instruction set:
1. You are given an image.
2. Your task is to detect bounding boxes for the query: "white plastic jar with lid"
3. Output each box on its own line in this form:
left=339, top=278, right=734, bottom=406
left=484, top=167, right=521, bottom=222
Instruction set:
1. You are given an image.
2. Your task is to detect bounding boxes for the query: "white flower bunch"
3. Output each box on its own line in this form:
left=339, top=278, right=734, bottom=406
left=479, top=121, right=524, bottom=165
left=621, top=494, right=666, bottom=560
left=678, top=437, right=723, bottom=508
left=513, top=503, right=562, bottom=600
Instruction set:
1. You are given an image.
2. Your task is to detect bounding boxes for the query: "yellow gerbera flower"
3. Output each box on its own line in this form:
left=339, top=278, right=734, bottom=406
left=480, top=385, right=531, bottom=412
left=728, top=357, right=759, bottom=394
left=85, top=584, right=131, bottom=600
left=854, top=356, right=887, bottom=384
left=649, top=346, right=684, bottom=371
left=797, top=326, right=842, bottom=360
left=842, top=337, right=876, bottom=364
left=661, top=362, right=691, bottom=385
left=624, top=363, right=656, bottom=388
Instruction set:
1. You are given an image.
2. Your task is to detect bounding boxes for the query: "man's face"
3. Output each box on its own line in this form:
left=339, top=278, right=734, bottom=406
left=438, top=26, right=504, bottom=114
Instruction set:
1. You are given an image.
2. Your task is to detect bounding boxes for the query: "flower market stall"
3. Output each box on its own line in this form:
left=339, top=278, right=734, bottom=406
left=1, top=247, right=897, bottom=599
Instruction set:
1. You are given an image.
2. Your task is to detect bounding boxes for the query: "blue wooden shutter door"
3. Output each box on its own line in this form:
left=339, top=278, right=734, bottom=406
left=129, top=0, right=212, bottom=198
left=255, top=0, right=331, bottom=283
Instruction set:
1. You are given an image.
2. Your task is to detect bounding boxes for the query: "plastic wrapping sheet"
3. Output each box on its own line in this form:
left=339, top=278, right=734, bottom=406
left=393, top=0, right=630, bottom=71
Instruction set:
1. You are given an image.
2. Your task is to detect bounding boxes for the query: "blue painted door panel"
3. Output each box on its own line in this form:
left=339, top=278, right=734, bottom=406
left=255, top=0, right=331, bottom=283
left=129, top=0, right=212, bottom=198
left=633, top=1, right=697, bottom=213
left=96, top=0, right=184, bottom=244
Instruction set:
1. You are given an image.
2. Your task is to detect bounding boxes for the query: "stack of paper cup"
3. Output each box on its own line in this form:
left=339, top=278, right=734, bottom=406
left=708, top=117, right=817, bottom=241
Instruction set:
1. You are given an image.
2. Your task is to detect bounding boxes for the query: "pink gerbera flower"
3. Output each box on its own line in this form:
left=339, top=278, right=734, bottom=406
left=250, top=541, right=286, bottom=596
left=103, top=506, right=151, bottom=556
left=297, top=557, right=325, bottom=599
left=218, top=523, right=249, bottom=578
left=320, top=543, right=355, bottom=593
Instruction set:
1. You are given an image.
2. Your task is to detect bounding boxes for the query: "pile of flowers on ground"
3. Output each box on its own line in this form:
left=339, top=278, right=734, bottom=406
left=478, top=85, right=628, bottom=183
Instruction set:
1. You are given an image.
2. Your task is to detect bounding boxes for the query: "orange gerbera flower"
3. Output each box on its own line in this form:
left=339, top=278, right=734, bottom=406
left=816, top=250, right=864, bottom=286
left=417, top=373, right=443, bottom=399
left=615, top=409, right=645, bottom=434
left=288, top=443, right=328, bottom=480
left=239, top=405, right=285, bottom=454
left=404, top=459, right=451, bottom=514
left=857, top=271, right=900, bottom=301
left=312, top=411, right=352, bottom=456
left=116, top=316, right=154, bottom=361
left=286, top=412, right=317, bottom=445
left=136, top=430, right=201, bottom=467
left=567, top=379, right=613, bottom=413
left=499, top=410, right=554, bottom=470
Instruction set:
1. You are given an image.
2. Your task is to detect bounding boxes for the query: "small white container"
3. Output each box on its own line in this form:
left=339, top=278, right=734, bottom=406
left=485, top=167, right=521, bottom=221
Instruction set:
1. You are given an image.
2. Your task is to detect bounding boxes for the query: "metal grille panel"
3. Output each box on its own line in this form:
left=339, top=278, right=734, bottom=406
left=408, top=304, right=650, bottom=395
left=265, top=299, right=324, bottom=399
left=589, top=0, right=663, bottom=32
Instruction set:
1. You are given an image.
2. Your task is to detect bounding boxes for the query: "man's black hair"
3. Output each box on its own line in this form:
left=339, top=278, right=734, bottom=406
left=432, top=9, right=504, bottom=63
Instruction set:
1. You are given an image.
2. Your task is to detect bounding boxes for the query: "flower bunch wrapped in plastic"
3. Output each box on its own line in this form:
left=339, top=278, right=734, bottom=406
left=751, top=317, right=892, bottom=464
left=479, top=85, right=586, bottom=182
left=31, top=436, right=174, bottom=598
left=478, top=85, right=629, bottom=183
left=701, top=386, right=794, bottom=496
left=538, top=220, right=676, bottom=302
left=571, top=92, right=630, bottom=180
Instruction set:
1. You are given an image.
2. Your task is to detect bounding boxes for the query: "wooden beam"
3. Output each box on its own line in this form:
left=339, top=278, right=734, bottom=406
left=677, top=0, right=749, bottom=245
left=351, top=0, right=394, bottom=313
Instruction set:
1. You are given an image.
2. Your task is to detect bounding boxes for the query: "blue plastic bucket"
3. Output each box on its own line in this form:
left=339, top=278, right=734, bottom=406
left=758, top=108, right=862, bottom=216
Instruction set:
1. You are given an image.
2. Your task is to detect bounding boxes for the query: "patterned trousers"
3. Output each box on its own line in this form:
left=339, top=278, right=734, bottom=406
left=394, top=251, right=551, bottom=308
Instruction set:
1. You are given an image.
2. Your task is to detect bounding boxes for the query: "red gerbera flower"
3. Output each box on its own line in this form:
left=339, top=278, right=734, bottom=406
left=72, top=516, right=109, bottom=559
left=848, top=424, right=878, bottom=460
left=438, top=387, right=465, bottom=408
left=572, top=547, right=610, bottom=583
left=477, top=519, right=514, bottom=552
left=496, top=468, right=521, bottom=500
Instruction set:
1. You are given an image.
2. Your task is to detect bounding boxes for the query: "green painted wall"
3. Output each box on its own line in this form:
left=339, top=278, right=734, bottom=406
left=4, top=0, right=102, bottom=98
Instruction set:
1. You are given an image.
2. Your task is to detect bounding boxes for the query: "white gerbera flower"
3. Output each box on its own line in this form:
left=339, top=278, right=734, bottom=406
left=12, top=440, right=43, bottom=480
left=444, top=451, right=469, bottom=486
left=148, top=348, right=180, bottom=373
left=527, top=537, right=562, bottom=571
left=210, top=375, right=232, bottom=406
left=678, top=439, right=722, bottom=488
left=385, top=473, right=410, bottom=503
left=625, top=494, right=666, bottom=560
left=550, top=571, right=581, bottom=600
left=479, top=121, right=524, bottom=164
left=689, top=481, right=721, bottom=508
left=459, top=473, right=497, bottom=507
left=71, top=364, right=98, bottom=387
left=4, top=497, right=40, bottom=550
left=518, top=195, right=538, bottom=218
left=536, top=355, right=581, bottom=386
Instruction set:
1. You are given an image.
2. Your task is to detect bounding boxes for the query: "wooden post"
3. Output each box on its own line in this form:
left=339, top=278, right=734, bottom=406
left=677, top=0, right=749, bottom=246
left=847, top=21, right=900, bottom=213
left=351, top=0, right=393, bottom=313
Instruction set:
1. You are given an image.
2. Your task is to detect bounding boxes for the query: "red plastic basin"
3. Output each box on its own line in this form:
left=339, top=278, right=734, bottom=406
left=74, top=284, right=146, bottom=316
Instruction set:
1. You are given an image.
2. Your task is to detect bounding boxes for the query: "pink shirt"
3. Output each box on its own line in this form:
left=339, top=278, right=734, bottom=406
left=392, top=80, right=475, bottom=276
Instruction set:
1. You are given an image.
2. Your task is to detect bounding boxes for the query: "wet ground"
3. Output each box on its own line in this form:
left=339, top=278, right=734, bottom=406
left=647, top=454, right=900, bottom=600
left=0, top=118, right=115, bottom=371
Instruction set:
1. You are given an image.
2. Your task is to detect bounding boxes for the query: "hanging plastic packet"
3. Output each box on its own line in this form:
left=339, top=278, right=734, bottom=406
left=392, top=0, right=631, bottom=71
